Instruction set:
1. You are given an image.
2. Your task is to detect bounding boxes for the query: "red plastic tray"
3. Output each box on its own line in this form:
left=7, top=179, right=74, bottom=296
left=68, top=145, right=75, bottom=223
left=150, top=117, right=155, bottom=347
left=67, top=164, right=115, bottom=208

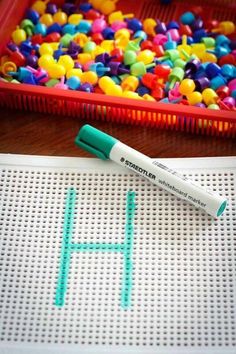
left=0, top=0, right=236, bottom=137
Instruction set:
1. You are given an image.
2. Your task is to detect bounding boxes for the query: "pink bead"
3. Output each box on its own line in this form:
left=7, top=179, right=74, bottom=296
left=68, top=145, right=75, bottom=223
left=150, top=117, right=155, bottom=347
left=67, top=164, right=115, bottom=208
left=54, top=77, right=68, bottom=90
left=232, top=49, right=236, bottom=59
left=83, top=60, right=95, bottom=71
left=111, top=20, right=127, bottom=31
left=168, top=82, right=182, bottom=101
left=223, top=96, right=235, bottom=108
left=153, top=34, right=168, bottom=46
left=167, top=29, right=180, bottom=42
left=228, top=78, right=236, bottom=92
left=91, top=18, right=107, bottom=33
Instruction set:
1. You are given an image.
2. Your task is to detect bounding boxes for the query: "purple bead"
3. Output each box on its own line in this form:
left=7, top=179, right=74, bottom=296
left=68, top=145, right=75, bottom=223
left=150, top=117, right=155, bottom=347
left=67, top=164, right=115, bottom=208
left=205, top=63, right=221, bottom=79
left=155, top=21, right=167, bottom=34
left=7, top=42, right=18, bottom=52
left=74, top=62, right=82, bottom=69
left=62, top=3, right=77, bottom=15
left=166, top=21, right=179, bottom=30
left=46, top=3, right=57, bottom=15
left=79, top=83, right=94, bottom=92
left=26, top=55, right=38, bottom=68
left=191, top=18, right=204, bottom=31
left=185, top=59, right=201, bottom=76
left=95, top=53, right=110, bottom=64
left=195, top=103, right=206, bottom=108
left=194, top=77, right=210, bottom=91
left=108, top=62, right=129, bottom=75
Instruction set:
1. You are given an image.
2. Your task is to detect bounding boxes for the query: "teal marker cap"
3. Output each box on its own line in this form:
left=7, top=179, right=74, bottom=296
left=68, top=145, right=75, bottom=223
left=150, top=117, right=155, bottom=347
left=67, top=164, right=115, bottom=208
left=75, top=124, right=118, bottom=160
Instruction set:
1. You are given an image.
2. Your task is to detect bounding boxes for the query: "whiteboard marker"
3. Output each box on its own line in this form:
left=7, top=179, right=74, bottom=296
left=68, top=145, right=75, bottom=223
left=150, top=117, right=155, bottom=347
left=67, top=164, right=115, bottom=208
left=75, top=124, right=227, bottom=218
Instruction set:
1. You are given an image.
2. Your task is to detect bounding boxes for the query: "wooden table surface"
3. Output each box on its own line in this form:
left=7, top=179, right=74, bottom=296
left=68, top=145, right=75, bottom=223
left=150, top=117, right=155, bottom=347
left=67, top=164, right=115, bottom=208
left=0, top=108, right=235, bottom=158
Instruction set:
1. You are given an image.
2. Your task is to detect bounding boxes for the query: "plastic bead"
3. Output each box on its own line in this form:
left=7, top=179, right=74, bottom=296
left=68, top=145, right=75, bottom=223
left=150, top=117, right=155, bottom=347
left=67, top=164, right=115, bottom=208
left=38, top=54, right=54, bottom=69
left=194, top=77, right=210, bottom=91
left=53, top=11, right=68, bottom=26
left=1, top=61, right=17, bottom=76
left=20, top=19, right=34, bottom=36
left=121, top=76, right=139, bottom=91
left=31, top=0, right=48, bottom=15
left=127, top=18, right=143, bottom=32
left=80, top=71, right=98, bottom=85
left=180, top=12, right=195, bottom=25
left=12, top=27, right=27, bottom=45
left=66, top=76, right=81, bottom=90
left=98, top=75, right=115, bottom=92
left=92, top=18, right=107, bottom=33
left=130, top=62, right=155, bottom=76
left=54, top=77, right=68, bottom=90
left=168, top=67, right=184, bottom=89
left=187, top=91, right=202, bottom=105
left=58, top=55, right=74, bottom=72
left=100, top=1, right=118, bottom=16
left=179, top=78, right=195, bottom=95
left=40, top=13, right=53, bottom=26
left=26, top=9, right=40, bottom=24
left=108, top=11, right=133, bottom=25
left=202, top=88, right=218, bottom=106
left=137, top=50, right=155, bottom=65
left=89, top=62, right=111, bottom=77
left=66, top=68, right=82, bottom=79
left=212, top=21, right=235, bottom=35
left=143, top=18, right=156, bottom=37
left=34, top=23, right=47, bottom=36
left=106, top=84, right=123, bottom=96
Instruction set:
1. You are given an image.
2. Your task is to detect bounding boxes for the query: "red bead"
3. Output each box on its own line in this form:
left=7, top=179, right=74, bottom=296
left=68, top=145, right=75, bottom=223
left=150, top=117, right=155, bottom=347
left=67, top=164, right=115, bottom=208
left=94, top=86, right=103, bottom=94
left=31, top=34, right=43, bottom=45
left=179, top=99, right=189, bottom=105
left=206, top=20, right=219, bottom=31
left=154, top=64, right=171, bottom=80
left=92, top=33, right=104, bottom=44
left=179, top=24, right=192, bottom=36
left=152, top=44, right=164, bottom=57
left=141, top=40, right=153, bottom=50
left=85, top=9, right=101, bottom=20
left=10, top=51, right=26, bottom=67
left=218, top=54, right=236, bottom=66
left=110, top=48, right=124, bottom=62
left=216, top=85, right=230, bottom=99
left=141, top=73, right=158, bottom=89
left=43, top=32, right=61, bottom=42
left=151, top=86, right=164, bottom=100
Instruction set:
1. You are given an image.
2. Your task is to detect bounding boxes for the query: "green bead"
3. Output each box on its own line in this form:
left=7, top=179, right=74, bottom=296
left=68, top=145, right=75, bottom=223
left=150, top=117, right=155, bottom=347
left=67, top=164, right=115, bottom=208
left=208, top=104, right=220, bottom=110
left=124, top=50, right=137, bottom=65
left=201, top=37, right=215, bottom=48
left=131, top=62, right=146, bottom=76
left=60, top=34, right=73, bottom=47
left=169, top=67, right=184, bottom=81
left=125, top=42, right=140, bottom=52
left=20, top=19, right=34, bottom=36
left=83, top=41, right=96, bottom=53
left=45, top=79, right=60, bottom=87
left=174, top=58, right=186, bottom=69
left=165, top=49, right=179, bottom=62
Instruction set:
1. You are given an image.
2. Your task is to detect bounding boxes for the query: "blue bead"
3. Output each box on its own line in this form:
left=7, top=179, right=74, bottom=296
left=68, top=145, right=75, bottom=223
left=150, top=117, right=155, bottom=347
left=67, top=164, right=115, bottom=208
left=102, top=27, right=115, bottom=39
left=47, top=23, right=62, bottom=35
left=25, top=9, right=40, bottom=24
left=210, top=75, right=226, bottom=90
left=215, top=35, right=230, bottom=46
left=62, top=24, right=76, bottom=35
left=205, top=63, right=221, bottom=79
left=111, top=76, right=121, bottom=84
left=231, top=90, right=236, bottom=99
left=221, top=64, right=235, bottom=79
left=67, top=76, right=81, bottom=90
left=180, top=12, right=195, bottom=25
left=22, top=73, right=37, bottom=85
left=127, top=18, right=143, bottom=32
left=19, top=41, right=32, bottom=56
left=137, top=86, right=150, bottom=96
left=193, top=29, right=207, bottom=42
left=34, top=23, right=47, bottom=36
left=214, top=46, right=229, bottom=58
left=79, top=3, right=92, bottom=12
left=76, top=20, right=91, bottom=34
left=133, top=30, right=147, bottom=42
left=166, top=21, right=179, bottom=30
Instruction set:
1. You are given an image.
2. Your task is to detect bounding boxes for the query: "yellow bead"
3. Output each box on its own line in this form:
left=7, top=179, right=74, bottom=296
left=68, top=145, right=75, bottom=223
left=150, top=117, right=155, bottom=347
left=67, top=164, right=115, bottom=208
left=121, top=76, right=139, bottom=92
left=12, top=27, right=26, bottom=45
left=100, top=0, right=116, bottom=15
left=66, top=68, right=83, bottom=79
left=108, top=10, right=133, bottom=24
left=201, top=52, right=217, bottom=63
left=106, top=84, right=123, bottom=96
left=143, top=18, right=156, bottom=36
left=48, top=63, right=66, bottom=79
left=31, top=0, right=47, bottom=15
left=100, top=40, right=115, bottom=52
left=90, top=0, right=103, bottom=10
left=53, top=11, right=68, bottom=26
left=58, top=55, right=74, bottom=72
left=77, top=53, right=92, bottom=65
left=143, top=94, right=156, bottom=101
left=1, top=61, right=17, bottom=76
left=179, top=79, right=195, bottom=96
left=74, top=33, right=89, bottom=47
left=191, top=43, right=206, bottom=59
left=137, top=50, right=154, bottom=65
left=123, top=91, right=143, bottom=100
left=38, top=54, right=55, bottom=69
left=39, top=43, right=53, bottom=56
left=202, top=88, right=218, bottom=106
left=49, top=42, right=59, bottom=50
left=68, top=14, right=83, bottom=25
left=40, top=13, right=53, bottom=26
left=80, top=71, right=98, bottom=85
left=187, top=91, right=202, bottom=105
left=98, top=76, right=115, bottom=92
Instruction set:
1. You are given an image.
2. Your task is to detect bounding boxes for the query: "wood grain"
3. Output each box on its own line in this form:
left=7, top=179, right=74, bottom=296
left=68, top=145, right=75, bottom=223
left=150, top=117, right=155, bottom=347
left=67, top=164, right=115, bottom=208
left=0, top=108, right=235, bottom=158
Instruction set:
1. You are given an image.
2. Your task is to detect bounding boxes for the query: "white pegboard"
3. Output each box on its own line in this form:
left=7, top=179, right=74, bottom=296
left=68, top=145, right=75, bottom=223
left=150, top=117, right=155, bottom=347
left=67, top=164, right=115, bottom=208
left=0, top=154, right=236, bottom=354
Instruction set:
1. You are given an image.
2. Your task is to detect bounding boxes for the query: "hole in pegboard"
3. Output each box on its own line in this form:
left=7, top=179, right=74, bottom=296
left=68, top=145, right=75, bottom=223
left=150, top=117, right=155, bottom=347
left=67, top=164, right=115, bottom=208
left=0, top=158, right=236, bottom=350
